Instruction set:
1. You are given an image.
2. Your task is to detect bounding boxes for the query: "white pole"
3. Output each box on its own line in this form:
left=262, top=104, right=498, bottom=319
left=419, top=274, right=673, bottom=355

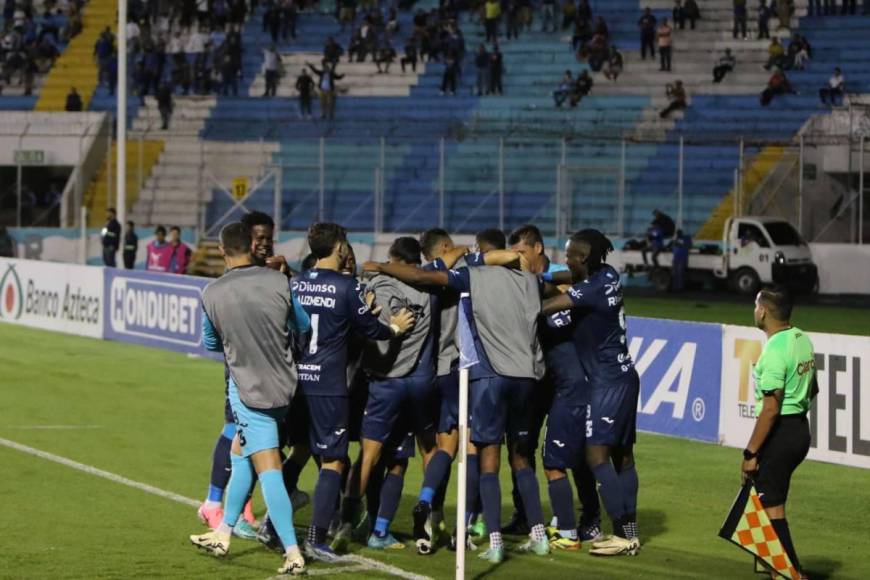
left=274, top=166, right=283, bottom=237
left=798, top=135, right=804, bottom=234
left=677, top=136, right=684, bottom=230
left=439, top=137, right=445, bottom=228
left=455, top=365, right=470, bottom=580
left=498, top=138, right=504, bottom=232
left=80, top=206, right=88, bottom=264
left=860, top=136, right=865, bottom=245
left=116, top=0, right=128, bottom=228
left=618, top=139, right=626, bottom=239
left=319, top=137, right=325, bottom=220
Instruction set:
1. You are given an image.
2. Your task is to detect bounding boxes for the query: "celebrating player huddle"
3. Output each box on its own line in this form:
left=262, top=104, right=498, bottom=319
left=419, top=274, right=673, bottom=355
left=189, top=214, right=642, bottom=575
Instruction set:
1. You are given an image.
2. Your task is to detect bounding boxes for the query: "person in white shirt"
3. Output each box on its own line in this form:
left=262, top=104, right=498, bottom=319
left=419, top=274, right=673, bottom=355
left=819, top=67, right=845, bottom=106
left=263, top=44, right=282, bottom=97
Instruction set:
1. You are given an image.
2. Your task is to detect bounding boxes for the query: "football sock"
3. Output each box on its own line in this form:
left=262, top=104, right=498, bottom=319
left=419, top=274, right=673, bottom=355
left=531, top=523, right=547, bottom=543
left=434, top=463, right=451, bottom=511
left=619, top=464, right=639, bottom=518
left=374, top=473, right=404, bottom=538
left=592, top=462, right=627, bottom=533
left=465, top=454, right=480, bottom=526
left=771, top=518, right=801, bottom=571
left=419, top=450, right=452, bottom=505
left=547, top=476, right=577, bottom=534
left=260, top=469, right=298, bottom=549
left=488, top=531, right=504, bottom=551
left=515, top=467, right=545, bottom=527
left=573, top=462, right=601, bottom=524
left=206, top=425, right=235, bottom=503
left=480, top=473, right=502, bottom=538
left=222, top=453, right=255, bottom=529
left=310, top=468, right=342, bottom=543
left=281, top=456, right=305, bottom=494
left=366, top=464, right=386, bottom=524
left=509, top=469, right=526, bottom=521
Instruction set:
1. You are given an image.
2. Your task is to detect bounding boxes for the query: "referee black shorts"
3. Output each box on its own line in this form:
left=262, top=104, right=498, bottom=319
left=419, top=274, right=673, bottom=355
left=755, top=414, right=811, bottom=508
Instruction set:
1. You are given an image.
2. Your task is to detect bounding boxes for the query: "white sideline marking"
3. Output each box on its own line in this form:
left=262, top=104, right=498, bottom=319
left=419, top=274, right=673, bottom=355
left=0, top=436, right=432, bottom=580
left=12, top=425, right=102, bottom=430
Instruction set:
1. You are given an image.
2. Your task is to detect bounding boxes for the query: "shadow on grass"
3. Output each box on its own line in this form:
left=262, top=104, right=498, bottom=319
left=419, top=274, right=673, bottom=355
left=801, top=556, right=842, bottom=580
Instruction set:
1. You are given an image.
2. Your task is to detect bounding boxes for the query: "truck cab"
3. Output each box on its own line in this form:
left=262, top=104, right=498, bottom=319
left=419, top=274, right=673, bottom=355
left=717, top=217, right=817, bottom=296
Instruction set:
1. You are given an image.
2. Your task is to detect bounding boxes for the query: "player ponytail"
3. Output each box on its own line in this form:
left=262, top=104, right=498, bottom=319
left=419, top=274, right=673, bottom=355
left=570, top=229, right=614, bottom=273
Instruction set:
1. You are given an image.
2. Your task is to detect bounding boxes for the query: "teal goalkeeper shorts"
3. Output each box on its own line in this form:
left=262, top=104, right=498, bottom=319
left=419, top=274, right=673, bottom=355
left=227, top=378, right=289, bottom=457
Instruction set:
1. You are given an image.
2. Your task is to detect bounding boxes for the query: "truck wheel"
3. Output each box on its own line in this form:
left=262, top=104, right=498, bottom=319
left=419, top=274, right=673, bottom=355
left=731, top=267, right=760, bottom=296
left=650, top=267, right=672, bottom=292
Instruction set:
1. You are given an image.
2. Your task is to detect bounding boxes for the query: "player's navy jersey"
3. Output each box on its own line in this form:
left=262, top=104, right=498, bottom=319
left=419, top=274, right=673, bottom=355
left=567, top=264, right=636, bottom=388
left=541, top=310, right=588, bottom=406
left=292, top=268, right=393, bottom=396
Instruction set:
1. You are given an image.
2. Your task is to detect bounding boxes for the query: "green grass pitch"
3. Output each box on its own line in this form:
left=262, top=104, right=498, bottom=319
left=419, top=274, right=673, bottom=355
left=1, top=297, right=869, bottom=579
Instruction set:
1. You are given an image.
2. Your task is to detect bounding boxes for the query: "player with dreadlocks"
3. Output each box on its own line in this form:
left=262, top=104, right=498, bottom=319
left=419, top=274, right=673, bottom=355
left=541, top=229, right=642, bottom=557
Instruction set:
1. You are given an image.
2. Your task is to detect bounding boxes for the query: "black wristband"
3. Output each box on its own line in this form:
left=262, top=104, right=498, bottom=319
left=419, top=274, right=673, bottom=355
left=743, top=448, right=758, bottom=460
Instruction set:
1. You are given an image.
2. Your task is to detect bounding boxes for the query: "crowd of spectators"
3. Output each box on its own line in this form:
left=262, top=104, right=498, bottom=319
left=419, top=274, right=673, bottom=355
left=1, top=0, right=83, bottom=95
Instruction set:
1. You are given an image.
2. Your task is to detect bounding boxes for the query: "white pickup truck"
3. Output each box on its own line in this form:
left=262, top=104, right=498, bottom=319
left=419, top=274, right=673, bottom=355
left=618, top=216, right=818, bottom=296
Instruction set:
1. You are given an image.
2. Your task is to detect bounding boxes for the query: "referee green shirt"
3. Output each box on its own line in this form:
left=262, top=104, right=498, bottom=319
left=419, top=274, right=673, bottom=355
left=753, top=327, right=815, bottom=416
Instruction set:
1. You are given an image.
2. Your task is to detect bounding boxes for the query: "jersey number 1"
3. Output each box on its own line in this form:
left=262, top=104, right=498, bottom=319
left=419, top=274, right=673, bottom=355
left=309, top=313, right=319, bottom=355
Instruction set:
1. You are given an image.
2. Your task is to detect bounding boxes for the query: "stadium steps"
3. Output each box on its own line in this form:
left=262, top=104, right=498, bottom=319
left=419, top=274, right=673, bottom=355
left=188, top=239, right=224, bottom=277
left=695, top=146, right=785, bottom=240
left=84, top=139, right=165, bottom=227
left=35, top=0, right=116, bottom=111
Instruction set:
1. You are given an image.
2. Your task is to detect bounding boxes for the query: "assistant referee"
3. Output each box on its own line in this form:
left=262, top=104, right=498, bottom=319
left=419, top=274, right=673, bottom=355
left=742, top=286, right=816, bottom=580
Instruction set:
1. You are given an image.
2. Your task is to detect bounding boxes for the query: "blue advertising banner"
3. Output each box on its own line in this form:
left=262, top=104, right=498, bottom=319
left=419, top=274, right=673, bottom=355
left=103, top=269, right=220, bottom=360
left=626, top=316, right=722, bottom=442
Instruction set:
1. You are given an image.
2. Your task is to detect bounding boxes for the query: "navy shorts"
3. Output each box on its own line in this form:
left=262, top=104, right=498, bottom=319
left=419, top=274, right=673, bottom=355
left=437, top=371, right=460, bottom=434
left=469, top=376, right=535, bottom=446
left=543, top=402, right=587, bottom=471
left=305, top=394, right=350, bottom=460
left=586, top=375, right=640, bottom=447
left=385, top=424, right=416, bottom=460
left=361, top=375, right=437, bottom=443
left=283, top=392, right=310, bottom=448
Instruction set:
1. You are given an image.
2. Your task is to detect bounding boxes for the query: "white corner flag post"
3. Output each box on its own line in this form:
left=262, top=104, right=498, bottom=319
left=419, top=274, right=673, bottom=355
left=116, top=0, right=128, bottom=230
left=455, top=293, right=479, bottom=580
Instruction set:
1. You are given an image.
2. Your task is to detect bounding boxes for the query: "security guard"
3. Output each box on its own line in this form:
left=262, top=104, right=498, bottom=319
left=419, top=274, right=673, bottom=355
left=742, top=285, right=816, bottom=580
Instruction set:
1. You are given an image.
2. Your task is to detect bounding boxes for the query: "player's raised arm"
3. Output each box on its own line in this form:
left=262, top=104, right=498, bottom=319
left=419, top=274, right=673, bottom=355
left=542, top=292, right=575, bottom=315
left=363, top=260, right=450, bottom=287
left=348, top=280, right=415, bottom=339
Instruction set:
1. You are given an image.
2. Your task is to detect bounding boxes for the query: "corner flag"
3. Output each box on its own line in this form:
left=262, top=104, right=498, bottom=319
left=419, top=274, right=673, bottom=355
left=718, top=484, right=800, bottom=580
left=455, top=293, right=477, bottom=580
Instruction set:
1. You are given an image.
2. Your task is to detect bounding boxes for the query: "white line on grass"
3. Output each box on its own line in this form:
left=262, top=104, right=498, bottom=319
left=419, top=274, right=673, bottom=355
left=0, top=436, right=433, bottom=580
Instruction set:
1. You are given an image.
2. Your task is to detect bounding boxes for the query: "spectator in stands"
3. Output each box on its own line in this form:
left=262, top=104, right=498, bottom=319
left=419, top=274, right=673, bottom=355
left=777, top=0, right=794, bottom=30
left=840, top=0, right=857, bottom=14
left=105, top=50, right=118, bottom=96
left=571, top=11, right=592, bottom=53
left=659, top=80, right=687, bottom=118
left=281, top=0, right=298, bottom=40
left=157, top=82, right=173, bottom=129
left=653, top=208, right=676, bottom=237
left=520, top=0, right=534, bottom=32
left=671, top=229, right=691, bottom=291
left=657, top=18, right=672, bottom=72
left=603, top=45, right=624, bottom=81
left=263, top=43, right=281, bottom=97
left=0, top=226, right=16, bottom=258
left=93, top=27, right=114, bottom=89
left=683, top=0, right=700, bottom=28
left=324, top=37, right=344, bottom=66
left=65, top=87, right=83, bottom=111
left=489, top=43, right=504, bottom=95
left=712, top=48, right=736, bottom=83
left=220, top=51, right=239, bottom=96
left=475, top=44, right=489, bottom=95
left=440, top=51, right=460, bottom=95
left=541, top=0, right=556, bottom=32
left=123, top=221, right=139, bottom=270
left=760, top=67, right=795, bottom=106
left=506, top=0, right=521, bottom=39
left=594, top=15, right=609, bottom=40
left=375, top=40, right=397, bottom=73
left=552, top=69, right=573, bottom=107
left=672, top=0, right=685, bottom=28
left=167, top=226, right=192, bottom=275
left=102, top=208, right=121, bottom=268
left=263, top=1, right=281, bottom=42
left=296, top=68, right=314, bottom=118
left=758, top=0, right=771, bottom=39
left=484, top=0, right=501, bottom=43
left=819, top=67, right=845, bottom=106
left=570, top=69, right=593, bottom=106
left=581, top=31, right=608, bottom=71
left=307, top=59, right=344, bottom=119
left=764, top=38, right=784, bottom=70
left=400, top=36, right=418, bottom=72
left=733, top=0, right=748, bottom=38
left=559, top=0, right=575, bottom=31
left=638, top=7, right=657, bottom=60
left=386, top=8, right=399, bottom=34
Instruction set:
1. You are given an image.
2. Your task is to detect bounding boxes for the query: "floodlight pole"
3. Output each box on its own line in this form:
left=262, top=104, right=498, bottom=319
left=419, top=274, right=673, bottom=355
left=116, top=0, right=128, bottom=228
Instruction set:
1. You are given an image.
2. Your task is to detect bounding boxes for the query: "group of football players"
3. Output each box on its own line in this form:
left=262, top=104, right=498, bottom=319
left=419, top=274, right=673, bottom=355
left=189, top=212, right=642, bottom=575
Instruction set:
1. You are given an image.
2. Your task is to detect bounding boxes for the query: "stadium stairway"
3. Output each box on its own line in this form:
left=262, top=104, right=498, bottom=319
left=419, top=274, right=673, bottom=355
left=35, top=0, right=116, bottom=111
